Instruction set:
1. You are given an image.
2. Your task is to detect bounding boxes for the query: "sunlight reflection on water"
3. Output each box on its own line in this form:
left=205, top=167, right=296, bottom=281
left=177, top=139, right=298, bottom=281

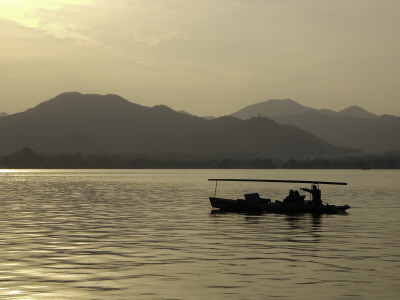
left=0, top=169, right=399, bottom=299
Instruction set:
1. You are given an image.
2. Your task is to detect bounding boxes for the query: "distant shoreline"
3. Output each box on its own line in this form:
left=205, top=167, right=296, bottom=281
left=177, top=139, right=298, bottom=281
left=1, top=148, right=399, bottom=169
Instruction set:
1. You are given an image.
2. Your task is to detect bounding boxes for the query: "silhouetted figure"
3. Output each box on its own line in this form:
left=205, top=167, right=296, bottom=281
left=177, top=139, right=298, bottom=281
left=293, top=190, right=305, bottom=203
left=301, top=185, right=322, bottom=206
left=283, top=189, right=295, bottom=203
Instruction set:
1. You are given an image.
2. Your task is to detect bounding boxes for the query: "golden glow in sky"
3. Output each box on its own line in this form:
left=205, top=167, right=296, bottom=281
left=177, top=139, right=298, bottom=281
left=0, top=0, right=93, bottom=39
left=0, top=0, right=399, bottom=116
left=0, top=0, right=91, bottom=23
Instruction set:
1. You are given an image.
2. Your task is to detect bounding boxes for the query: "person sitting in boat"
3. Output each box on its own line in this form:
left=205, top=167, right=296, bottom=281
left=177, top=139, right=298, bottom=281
left=301, top=185, right=322, bottom=206
left=283, top=189, right=295, bottom=203
left=293, top=190, right=305, bottom=202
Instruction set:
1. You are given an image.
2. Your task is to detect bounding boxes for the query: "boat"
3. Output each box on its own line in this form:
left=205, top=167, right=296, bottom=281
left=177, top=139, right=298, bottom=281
left=209, top=179, right=351, bottom=214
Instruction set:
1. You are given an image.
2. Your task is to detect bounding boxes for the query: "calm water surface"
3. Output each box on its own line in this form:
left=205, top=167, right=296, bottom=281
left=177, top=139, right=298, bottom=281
left=0, top=169, right=399, bottom=299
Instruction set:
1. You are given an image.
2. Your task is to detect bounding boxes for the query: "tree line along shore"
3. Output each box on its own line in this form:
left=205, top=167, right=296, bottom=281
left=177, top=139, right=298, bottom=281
left=0, top=147, right=399, bottom=169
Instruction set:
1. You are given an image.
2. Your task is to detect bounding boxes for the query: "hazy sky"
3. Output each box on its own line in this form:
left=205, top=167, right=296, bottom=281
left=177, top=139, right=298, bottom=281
left=1, top=0, right=399, bottom=116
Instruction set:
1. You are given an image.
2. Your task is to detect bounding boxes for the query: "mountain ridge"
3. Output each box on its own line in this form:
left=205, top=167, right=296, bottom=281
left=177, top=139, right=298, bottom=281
left=232, top=98, right=383, bottom=119
left=271, top=111, right=400, bottom=153
left=231, top=98, right=399, bottom=153
left=0, top=92, right=359, bottom=159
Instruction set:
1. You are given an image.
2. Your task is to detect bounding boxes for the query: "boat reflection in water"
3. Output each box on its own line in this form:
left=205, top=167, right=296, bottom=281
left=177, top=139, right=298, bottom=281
left=209, top=178, right=351, bottom=214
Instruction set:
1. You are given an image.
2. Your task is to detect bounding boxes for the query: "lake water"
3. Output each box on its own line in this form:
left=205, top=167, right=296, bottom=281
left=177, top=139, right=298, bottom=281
left=0, top=169, right=399, bottom=299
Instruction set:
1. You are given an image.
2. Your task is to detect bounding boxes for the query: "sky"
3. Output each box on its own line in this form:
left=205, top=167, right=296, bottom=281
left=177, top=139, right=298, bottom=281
left=1, top=0, right=399, bottom=117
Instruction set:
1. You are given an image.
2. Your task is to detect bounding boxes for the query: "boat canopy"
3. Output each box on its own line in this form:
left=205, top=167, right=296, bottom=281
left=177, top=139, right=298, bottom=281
left=208, top=179, right=347, bottom=185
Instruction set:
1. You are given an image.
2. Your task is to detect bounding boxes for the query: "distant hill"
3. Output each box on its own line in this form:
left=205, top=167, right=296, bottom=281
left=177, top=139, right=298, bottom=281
left=232, top=98, right=379, bottom=119
left=173, top=116, right=357, bottom=159
left=232, top=99, right=399, bottom=153
left=271, top=112, right=400, bottom=153
left=337, top=106, right=378, bottom=119
left=0, top=92, right=359, bottom=159
left=0, top=112, right=8, bottom=117
left=232, top=99, right=315, bottom=118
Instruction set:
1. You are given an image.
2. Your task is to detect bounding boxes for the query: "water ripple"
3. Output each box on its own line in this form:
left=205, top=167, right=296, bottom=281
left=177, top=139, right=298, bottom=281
left=0, top=169, right=399, bottom=299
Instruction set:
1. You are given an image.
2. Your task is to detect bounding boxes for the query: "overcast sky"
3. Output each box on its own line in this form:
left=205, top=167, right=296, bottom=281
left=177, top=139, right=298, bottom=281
left=1, top=0, right=399, bottom=116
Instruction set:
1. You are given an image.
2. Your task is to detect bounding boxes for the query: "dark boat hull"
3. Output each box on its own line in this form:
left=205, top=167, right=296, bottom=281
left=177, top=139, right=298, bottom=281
left=209, top=197, right=350, bottom=214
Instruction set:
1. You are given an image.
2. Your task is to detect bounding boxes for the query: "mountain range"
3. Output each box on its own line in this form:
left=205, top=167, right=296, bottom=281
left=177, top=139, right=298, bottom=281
left=0, top=92, right=358, bottom=159
left=231, top=98, right=381, bottom=119
left=231, top=99, right=400, bottom=153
